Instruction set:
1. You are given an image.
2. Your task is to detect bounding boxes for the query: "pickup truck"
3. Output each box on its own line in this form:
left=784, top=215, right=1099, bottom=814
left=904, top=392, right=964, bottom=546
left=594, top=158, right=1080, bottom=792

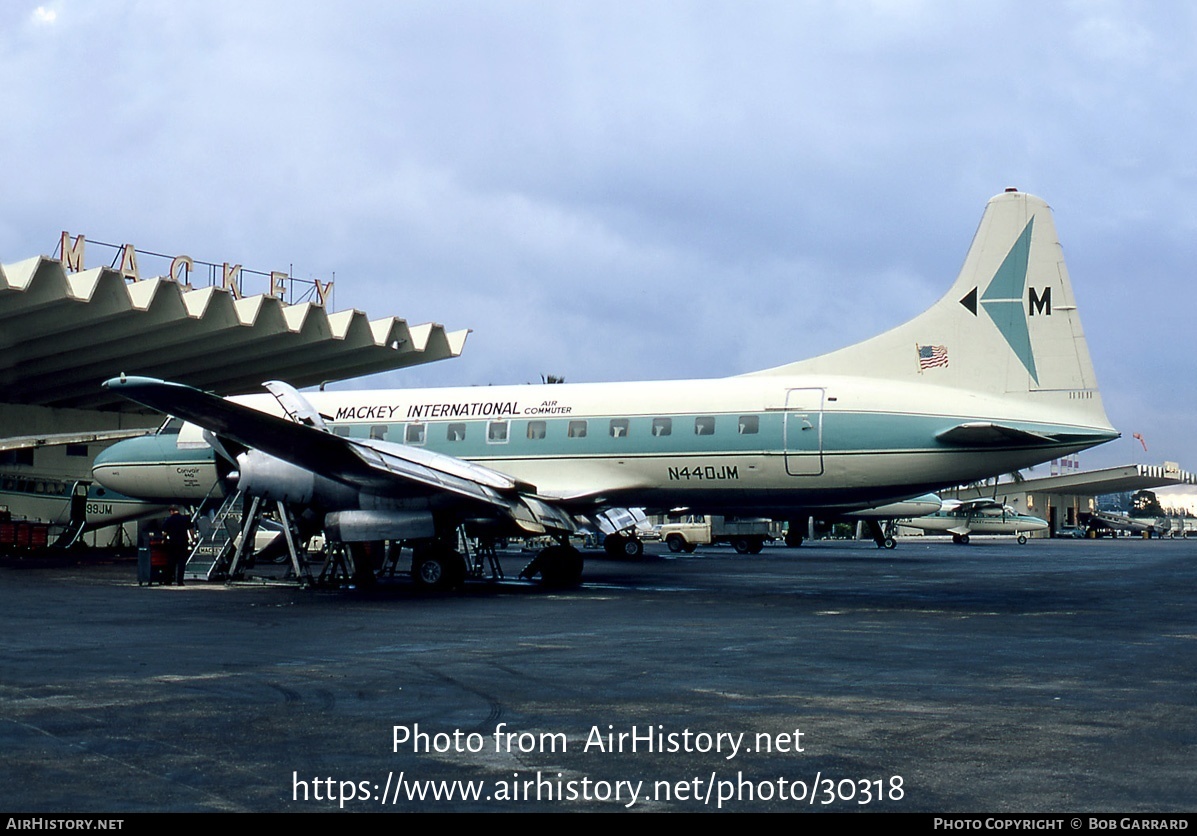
left=656, top=515, right=773, bottom=554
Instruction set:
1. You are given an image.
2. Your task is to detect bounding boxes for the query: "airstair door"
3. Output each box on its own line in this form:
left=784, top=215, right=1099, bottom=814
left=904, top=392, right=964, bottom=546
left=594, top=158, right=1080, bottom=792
left=784, top=388, right=824, bottom=476
left=50, top=481, right=90, bottom=549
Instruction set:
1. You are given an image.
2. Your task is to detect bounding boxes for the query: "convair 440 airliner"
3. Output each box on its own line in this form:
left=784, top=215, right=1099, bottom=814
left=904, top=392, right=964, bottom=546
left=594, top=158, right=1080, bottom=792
left=95, top=190, right=1118, bottom=586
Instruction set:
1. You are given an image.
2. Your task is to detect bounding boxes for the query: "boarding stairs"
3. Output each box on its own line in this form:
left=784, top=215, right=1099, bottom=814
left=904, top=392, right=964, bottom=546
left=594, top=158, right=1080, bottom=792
left=185, top=491, right=315, bottom=585
left=48, top=481, right=90, bottom=549
left=184, top=490, right=246, bottom=580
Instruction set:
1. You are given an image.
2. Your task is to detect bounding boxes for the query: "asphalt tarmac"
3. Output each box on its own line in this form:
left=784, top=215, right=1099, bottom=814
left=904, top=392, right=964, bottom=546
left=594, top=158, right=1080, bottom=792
left=1, top=537, right=1193, bottom=813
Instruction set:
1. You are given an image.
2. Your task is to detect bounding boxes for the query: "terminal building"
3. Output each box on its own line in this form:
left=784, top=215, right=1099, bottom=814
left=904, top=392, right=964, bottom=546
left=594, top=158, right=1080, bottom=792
left=0, top=235, right=467, bottom=547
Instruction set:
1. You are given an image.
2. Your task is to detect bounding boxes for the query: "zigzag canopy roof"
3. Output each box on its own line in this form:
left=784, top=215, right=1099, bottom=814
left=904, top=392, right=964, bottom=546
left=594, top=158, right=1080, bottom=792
left=0, top=256, right=468, bottom=412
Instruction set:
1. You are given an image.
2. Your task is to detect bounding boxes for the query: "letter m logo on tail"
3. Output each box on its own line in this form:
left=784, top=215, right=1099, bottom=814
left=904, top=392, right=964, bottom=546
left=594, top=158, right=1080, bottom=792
left=1028, top=286, right=1051, bottom=316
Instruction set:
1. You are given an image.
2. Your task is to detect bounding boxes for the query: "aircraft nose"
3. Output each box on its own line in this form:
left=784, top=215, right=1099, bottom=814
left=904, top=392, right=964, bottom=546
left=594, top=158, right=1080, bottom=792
left=92, top=436, right=158, bottom=495
left=92, top=435, right=154, bottom=473
left=92, top=434, right=218, bottom=501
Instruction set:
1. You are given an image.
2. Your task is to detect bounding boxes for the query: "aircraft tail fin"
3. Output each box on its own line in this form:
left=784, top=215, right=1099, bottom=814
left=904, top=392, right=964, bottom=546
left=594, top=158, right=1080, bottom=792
left=751, top=190, right=1113, bottom=430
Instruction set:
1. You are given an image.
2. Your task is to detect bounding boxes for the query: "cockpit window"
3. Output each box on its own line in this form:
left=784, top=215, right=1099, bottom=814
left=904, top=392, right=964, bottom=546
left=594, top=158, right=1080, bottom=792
left=157, top=417, right=184, bottom=436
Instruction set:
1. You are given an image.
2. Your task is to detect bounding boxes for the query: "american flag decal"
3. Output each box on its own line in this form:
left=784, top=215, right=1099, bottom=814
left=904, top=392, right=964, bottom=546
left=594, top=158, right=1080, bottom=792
left=917, top=344, right=948, bottom=370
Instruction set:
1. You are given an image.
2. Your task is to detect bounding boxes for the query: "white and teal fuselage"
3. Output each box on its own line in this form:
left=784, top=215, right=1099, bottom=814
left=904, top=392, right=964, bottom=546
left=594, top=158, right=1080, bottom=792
left=93, top=191, right=1121, bottom=523
left=94, top=373, right=1116, bottom=517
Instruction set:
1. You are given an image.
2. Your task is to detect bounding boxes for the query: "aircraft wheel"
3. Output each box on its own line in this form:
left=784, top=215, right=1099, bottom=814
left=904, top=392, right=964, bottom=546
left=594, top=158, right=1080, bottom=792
left=622, top=537, right=644, bottom=558
left=1017, top=534, right=1027, bottom=545
left=883, top=537, right=896, bottom=550
left=537, top=545, right=584, bottom=587
left=961, top=534, right=970, bottom=545
left=603, top=534, right=625, bottom=558
left=412, top=544, right=463, bottom=590
left=666, top=534, right=686, bottom=553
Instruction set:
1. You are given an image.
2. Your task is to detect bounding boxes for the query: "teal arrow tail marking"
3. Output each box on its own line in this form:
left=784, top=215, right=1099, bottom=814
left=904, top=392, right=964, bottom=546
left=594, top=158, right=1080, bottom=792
left=980, top=218, right=1038, bottom=383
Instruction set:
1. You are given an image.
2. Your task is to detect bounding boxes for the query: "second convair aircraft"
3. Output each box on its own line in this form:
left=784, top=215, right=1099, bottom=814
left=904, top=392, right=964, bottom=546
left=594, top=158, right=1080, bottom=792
left=95, top=190, right=1118, bottom=586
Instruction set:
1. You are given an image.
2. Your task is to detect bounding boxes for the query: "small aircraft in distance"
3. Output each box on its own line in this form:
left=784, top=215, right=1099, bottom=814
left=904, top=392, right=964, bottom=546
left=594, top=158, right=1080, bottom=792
left=1087, top=510, right=1158, bottom=537
left=0, top=429, right=165, bottom=548
left=96, top=190, right=1118, bottom=587
left=897, top=497, right=1048, bottom=545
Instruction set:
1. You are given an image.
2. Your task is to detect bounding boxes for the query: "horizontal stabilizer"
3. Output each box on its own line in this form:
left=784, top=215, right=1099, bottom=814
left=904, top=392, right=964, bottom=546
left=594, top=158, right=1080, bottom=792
left=935, top=423, right=1057, bottom=446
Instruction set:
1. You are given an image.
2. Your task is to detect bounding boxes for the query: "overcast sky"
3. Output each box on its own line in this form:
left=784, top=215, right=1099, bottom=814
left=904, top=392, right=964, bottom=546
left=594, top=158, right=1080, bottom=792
left=2, top=1, right=1193, bottom=486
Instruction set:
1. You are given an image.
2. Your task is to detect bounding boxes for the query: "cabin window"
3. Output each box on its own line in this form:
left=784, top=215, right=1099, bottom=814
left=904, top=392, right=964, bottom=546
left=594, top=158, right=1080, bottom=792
left=695, top=416, right=715, bottom=436
left=609, top=418, right=630, bottom=438
left=404, top=423, right=426, bottom=445
left=527, top=421, right=547, bottom=440
left=332, top=426, right=350, bottom=438
left=488, top=420, right=509, bottom=443
left=652, top=417, right=672, bottom=437
left=567, top=420, right=588, bottom=438
left=447, top=423, right=467, bottom=442
left=738, top=415, right=759, bottom=435
left=370, top=425, right=388, bottom=440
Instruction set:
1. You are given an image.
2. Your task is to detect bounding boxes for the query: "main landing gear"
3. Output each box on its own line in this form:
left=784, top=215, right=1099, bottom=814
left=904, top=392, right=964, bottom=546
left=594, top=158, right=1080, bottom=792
left=410, top=541, right=468, bottom=590
left=408, top=534, right=586, bottom=589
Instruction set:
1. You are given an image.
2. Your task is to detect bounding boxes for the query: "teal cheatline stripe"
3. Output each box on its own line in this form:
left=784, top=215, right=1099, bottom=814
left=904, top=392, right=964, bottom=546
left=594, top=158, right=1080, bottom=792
left=980, top=217, right=1039, bottom=383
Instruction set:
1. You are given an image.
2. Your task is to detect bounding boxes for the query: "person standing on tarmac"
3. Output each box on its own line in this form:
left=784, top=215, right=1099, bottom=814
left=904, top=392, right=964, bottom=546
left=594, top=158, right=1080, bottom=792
left=161, top=507, right=193, bottom=586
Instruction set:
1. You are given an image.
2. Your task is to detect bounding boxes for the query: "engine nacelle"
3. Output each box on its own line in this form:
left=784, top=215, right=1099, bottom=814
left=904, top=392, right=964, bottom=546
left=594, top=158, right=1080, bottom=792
left=324, top=510, right=436, bottom=542
left=232, top=450, right=358, bottom=509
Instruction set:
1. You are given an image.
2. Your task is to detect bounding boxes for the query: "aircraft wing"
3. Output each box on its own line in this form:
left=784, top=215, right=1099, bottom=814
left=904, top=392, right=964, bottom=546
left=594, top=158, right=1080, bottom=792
left=955, top=497, right=1004, bottom=511
left=0, top=427, right=150, bottom=453
left=102, top=376, right=573, bottom=532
